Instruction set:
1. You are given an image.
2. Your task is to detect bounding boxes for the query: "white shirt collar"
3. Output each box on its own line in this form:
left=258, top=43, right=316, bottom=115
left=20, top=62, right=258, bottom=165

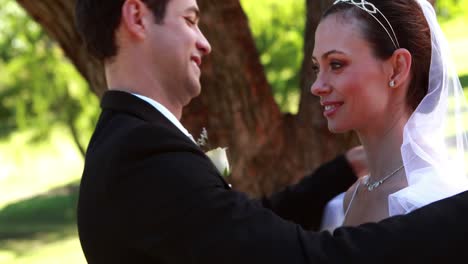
left=131, top=93, right=196, bottom=143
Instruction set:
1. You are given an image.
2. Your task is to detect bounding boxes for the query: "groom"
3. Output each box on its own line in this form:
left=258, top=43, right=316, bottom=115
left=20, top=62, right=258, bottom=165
left=76, top=0, right=468, bottom=263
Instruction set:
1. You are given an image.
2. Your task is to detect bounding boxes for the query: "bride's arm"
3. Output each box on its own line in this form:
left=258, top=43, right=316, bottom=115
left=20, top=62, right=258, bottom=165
left=261, top=154, right=356, bottom=230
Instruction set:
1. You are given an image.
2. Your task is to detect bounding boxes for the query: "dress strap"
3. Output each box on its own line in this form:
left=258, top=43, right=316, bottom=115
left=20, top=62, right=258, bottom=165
left=343, top=177, right=364, bottom=221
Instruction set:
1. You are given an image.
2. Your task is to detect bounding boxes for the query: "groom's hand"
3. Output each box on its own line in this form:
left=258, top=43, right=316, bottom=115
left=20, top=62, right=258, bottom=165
left=345, top=145, right=368, bottom=178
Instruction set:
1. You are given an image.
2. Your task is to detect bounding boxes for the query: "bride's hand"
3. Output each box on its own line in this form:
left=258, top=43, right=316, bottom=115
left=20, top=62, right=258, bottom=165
left=345, top=145, right=368, bottom=178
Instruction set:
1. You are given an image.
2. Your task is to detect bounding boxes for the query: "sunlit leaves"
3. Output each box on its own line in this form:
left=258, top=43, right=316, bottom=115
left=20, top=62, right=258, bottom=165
left=436, top=0, right=466, bottom=20
left=240, top=0, right=305, bottom=113
left=0, top=0, right=98, bottom=152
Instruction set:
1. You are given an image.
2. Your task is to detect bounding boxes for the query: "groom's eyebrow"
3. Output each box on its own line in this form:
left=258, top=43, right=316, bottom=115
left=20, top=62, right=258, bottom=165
left=185, top=6, right=200, bottom=19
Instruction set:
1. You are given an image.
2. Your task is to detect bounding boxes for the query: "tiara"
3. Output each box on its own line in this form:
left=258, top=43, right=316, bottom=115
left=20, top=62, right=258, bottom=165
left=333, top=0, right=400, bottom=49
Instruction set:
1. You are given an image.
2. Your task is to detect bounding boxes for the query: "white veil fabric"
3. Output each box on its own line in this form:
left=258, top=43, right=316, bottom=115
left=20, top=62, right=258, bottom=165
left=388, top=0, right=468, bottom=215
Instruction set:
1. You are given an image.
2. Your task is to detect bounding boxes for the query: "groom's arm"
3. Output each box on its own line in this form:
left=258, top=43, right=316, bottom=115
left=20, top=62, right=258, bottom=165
left=328, top=192, right=468, bottom=263
left=111, top=127, right=466, bottom=263
left=262, top=154, right=356, bottom=230
left=118, top=145, right=468, bottom=263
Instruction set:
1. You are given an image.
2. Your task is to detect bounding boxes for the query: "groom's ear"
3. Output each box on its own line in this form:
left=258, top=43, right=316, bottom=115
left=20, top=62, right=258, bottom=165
left=120, top=0, right=151, bottom=40
left=388, top=48, right=412, bottom=89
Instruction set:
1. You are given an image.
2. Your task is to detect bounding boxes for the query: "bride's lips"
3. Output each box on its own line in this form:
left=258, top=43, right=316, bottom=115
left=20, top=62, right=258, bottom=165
left=321, top=101, right=344, bottom=117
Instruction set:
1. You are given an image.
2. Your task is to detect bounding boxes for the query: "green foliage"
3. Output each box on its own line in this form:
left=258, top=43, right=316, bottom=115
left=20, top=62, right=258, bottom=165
left=436, top=0, right=468, bottom=21
left=439, top=1, right=468, bottom=78
left=460, top=74, right=468, bottom=88
left=240, top=0, right=305, bottom=113
left=0, top=0, right=99, bottom=151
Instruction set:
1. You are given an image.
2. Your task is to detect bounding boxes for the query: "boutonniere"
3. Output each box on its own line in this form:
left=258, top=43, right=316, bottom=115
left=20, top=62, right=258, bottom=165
left=197, top=128, right=230, bottom=177
left=205, top=147, right=230, bottom=177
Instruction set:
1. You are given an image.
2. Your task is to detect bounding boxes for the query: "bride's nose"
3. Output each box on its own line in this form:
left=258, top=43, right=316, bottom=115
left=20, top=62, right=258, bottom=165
left=311, top=78, right=332, bottom=97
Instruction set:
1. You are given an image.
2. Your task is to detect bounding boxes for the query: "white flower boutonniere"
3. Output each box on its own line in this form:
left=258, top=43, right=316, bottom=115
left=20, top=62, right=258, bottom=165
left=196, top=128, right=230, bottom=177
left=205, top=147, right=230, bottom=177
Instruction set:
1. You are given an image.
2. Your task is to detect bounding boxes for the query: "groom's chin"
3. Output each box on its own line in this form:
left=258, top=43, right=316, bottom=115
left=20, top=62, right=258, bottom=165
left=191, top=80, right=202, bottom=96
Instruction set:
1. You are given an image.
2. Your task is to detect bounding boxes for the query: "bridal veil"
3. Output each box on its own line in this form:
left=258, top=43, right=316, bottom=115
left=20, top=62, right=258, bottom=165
left=389, top=0, right=468, bottom=214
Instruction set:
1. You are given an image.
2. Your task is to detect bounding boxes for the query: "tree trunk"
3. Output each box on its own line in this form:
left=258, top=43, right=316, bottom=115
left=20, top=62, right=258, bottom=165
left=17, top=0, right=356, bottom=197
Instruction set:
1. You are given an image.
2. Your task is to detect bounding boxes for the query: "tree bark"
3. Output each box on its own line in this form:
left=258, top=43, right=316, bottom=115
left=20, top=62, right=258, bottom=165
left=17, top=0, right=356, bottom=197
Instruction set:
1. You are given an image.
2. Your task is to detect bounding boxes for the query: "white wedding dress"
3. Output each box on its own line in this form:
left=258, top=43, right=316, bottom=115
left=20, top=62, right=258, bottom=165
left=320, top=192, right=346, bottom=232
left=320, top=168, right=468, bottom=232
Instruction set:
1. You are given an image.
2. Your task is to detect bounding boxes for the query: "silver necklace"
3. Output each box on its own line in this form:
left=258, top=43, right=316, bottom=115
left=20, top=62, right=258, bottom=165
left=364, top=164, right=404, bottom=191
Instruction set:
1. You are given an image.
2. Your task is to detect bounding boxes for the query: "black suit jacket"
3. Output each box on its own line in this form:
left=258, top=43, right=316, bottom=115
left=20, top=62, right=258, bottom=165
left=78, top=91, right=468, bottom=263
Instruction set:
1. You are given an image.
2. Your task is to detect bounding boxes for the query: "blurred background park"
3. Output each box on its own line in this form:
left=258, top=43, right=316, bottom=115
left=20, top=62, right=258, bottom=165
left=1, top=0, right=467, bottom=262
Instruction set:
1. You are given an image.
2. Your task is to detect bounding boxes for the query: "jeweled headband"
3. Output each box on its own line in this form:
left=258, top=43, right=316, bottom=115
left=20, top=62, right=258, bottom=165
left=333, top=0, right=400, bottom=49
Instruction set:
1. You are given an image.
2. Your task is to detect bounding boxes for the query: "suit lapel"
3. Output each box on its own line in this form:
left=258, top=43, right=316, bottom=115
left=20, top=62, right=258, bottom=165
left=100, top=90, right=232, bottom=189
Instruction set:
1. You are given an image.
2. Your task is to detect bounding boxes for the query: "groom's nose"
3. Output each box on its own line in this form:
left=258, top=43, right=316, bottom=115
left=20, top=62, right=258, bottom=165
left=197, top=29, right=212, bottom=56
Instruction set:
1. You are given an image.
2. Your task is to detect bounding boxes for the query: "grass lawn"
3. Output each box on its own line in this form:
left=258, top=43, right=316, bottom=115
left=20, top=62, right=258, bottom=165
left=0, top=235, right=84, bottom=264
left=0, top=127, right=83, bottom=208
left=0, top=127, right=86, bottom=263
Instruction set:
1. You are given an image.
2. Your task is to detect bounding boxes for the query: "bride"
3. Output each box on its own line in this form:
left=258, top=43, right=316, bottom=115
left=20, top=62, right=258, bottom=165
left=311, top=0, right=468, bottom=230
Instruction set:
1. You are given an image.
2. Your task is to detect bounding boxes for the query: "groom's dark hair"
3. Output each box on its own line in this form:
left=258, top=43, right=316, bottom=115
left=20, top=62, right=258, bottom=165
left=75, top=0, right=170, bottom=61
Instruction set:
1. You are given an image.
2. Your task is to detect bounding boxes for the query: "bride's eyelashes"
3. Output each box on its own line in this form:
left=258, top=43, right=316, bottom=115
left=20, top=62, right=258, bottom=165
left=312, top=60, right=346, bottom=75
left=312, top=63, right=320, bottom=75
left=330, top=60, right=346, bottom=72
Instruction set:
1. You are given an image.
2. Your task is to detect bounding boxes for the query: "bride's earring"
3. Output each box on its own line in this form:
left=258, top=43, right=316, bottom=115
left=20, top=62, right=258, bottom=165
left=389, top=80, right=396, bottom=88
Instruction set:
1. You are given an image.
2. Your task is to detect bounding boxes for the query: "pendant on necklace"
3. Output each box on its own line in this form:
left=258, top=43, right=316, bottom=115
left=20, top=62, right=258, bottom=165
left=365, top=180, right=382, bottom=191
